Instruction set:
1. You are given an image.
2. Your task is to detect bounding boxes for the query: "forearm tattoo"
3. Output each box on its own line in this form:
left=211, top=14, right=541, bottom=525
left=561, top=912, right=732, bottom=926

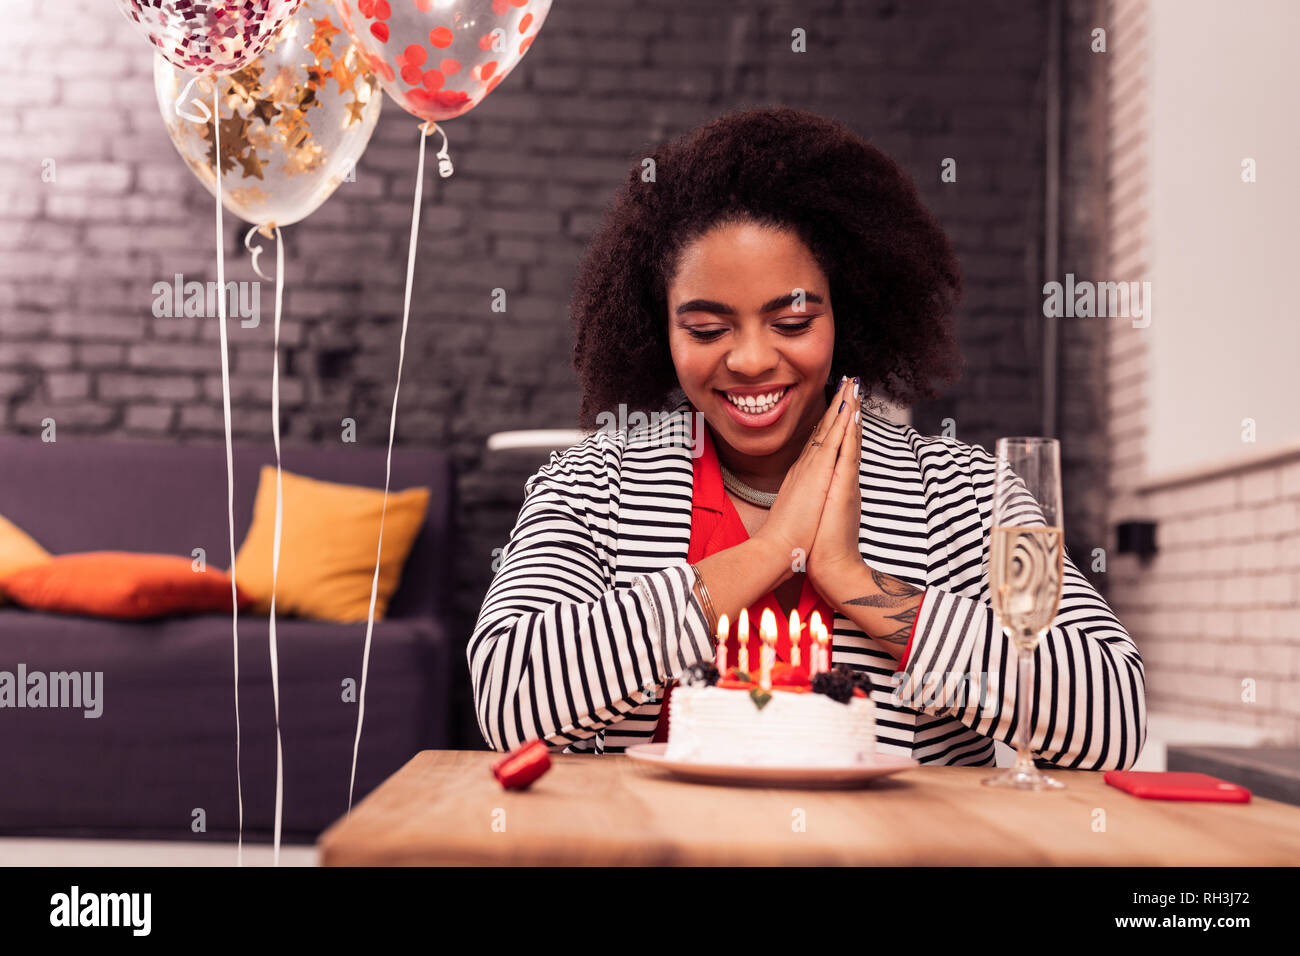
left=844, top=568, right=923, bottom=645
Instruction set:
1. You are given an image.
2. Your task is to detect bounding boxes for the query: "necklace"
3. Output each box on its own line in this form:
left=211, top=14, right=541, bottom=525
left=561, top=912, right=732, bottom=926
left=719, top=463, right=778, bottom=509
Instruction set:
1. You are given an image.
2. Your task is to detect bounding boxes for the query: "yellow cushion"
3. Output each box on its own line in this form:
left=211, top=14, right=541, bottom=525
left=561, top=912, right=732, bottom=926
left=233, top=466, right=430, bottom=623
left=0, top=515, right=53, bottom=604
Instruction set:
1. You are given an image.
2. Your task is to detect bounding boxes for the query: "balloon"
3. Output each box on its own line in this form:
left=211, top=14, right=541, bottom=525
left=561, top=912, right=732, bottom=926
left=154, top=0, right=383, bottom=229
left=333, top=0, right=552, bottom=122
left=117, top=0, right=304, bottom=75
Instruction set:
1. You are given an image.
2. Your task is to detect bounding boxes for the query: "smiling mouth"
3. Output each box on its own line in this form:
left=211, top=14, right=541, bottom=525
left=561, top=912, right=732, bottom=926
left=717, top=386, right=792, bottom=416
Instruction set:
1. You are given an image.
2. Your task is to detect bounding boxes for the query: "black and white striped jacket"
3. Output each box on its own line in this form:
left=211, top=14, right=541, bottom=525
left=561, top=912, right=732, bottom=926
left=468, top=402, right=1147, bottom=768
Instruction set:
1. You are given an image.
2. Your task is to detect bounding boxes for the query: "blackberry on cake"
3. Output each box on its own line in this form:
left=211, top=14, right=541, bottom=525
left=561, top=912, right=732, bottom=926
left=679, top=662, right=719, bottom=687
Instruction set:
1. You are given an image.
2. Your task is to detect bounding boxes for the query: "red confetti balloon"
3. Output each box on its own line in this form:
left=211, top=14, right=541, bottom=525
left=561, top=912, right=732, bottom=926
left=115, top=0, right=304, bottom=75
left=333, top=0, right=552, bottom=122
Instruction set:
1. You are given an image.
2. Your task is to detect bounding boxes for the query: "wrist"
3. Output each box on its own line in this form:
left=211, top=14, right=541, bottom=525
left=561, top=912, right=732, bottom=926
left=818, top=554, right=869, bottom=613
left=689, top=563, right=720, bottom=637
left=749, top=531, right=797, bottom=585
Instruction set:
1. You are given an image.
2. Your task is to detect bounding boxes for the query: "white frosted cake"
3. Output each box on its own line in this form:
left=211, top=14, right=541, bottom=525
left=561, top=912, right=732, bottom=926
left=663, top=673, right=876, bottom=767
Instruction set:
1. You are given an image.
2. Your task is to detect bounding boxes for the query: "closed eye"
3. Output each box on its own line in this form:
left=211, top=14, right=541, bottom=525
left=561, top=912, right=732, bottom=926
left=774, top=317, right=816, bottom=333
left=684, top=316, right=818, bottom=341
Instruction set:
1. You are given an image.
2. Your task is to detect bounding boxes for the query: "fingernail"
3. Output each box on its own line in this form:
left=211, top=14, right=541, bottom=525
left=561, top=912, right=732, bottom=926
left=853, top=376, right=860, bottom=384
left=853, top=383, right=860, bottom=399
left=838, top=399, right=845, bottom=413
left=854, top=410, right=860, bottom=424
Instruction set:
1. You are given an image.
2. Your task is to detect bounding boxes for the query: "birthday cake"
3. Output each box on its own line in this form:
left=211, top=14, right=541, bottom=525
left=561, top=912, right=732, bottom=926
left=663, top=662, right=877, bottom=767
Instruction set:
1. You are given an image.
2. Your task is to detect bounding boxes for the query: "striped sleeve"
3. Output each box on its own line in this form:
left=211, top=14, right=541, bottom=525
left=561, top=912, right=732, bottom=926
left=893, top=445, right=1148, bottom=771
left=466, top=448, right=713, bottom=753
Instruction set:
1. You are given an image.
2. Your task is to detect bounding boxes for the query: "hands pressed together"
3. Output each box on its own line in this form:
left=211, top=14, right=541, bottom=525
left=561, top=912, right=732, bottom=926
left=693, top=374, right=923, bottom=660
left=753, top=374, right=865, bottom=600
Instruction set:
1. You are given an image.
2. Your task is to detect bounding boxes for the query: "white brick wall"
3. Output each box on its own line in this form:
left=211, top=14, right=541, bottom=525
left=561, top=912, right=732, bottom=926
left=1105, top=0, right=1300, bottom=745
left=1113, top=457, right=1300, bottom=740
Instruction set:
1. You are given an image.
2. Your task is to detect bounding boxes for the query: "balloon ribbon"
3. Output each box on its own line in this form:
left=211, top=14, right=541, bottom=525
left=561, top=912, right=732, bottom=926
left=212, top=78, right=245, bottom=865
left=246, top=223, right=287, bottom=866
left=347, top=122, right=440, bottom=813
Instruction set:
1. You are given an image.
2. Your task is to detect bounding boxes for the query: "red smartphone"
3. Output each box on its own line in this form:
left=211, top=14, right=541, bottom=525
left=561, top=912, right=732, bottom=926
left=1104, top=770, right=1251, bottom=803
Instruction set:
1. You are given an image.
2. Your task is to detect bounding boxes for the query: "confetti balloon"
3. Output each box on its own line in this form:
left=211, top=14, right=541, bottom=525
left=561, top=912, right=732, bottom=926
left=334, top=0, right=552, bottom=123
left=117, top=0, right=305, bottom=75
left=154, top=0, right=383, bottom=228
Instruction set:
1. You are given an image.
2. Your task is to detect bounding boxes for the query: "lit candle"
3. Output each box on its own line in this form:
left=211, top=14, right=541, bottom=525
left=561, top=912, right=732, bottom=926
left=789, top=608, right=801, bottom=669
left=815, top=623, right=831, bottom=675
left=809, top=611, right=823, bottom=675
left=737, top=608, right=750, bottom=675
left=715, top=613, right=729, bottom=674
left=759, top=608, right=777, bottom=690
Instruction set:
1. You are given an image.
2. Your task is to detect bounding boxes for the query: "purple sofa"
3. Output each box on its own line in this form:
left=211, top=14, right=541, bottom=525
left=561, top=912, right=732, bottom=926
left=0, top=435, right=454, bottom=843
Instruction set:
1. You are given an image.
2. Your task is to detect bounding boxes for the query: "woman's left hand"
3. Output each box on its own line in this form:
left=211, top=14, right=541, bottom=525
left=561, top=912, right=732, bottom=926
left=806, top=377, right=864, bottom=598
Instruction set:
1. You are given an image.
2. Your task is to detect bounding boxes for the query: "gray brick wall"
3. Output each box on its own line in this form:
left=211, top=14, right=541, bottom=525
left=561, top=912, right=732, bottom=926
left=1, top=0, right=1110, bottom=749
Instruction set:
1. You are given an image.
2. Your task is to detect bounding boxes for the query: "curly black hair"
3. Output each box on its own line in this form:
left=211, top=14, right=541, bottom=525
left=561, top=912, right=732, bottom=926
left=569, top=105, right=964, bottom=430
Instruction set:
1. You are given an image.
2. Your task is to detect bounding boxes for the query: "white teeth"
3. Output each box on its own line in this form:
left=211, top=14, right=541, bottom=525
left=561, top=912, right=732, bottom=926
left=725, top=387, right=787, bottom=415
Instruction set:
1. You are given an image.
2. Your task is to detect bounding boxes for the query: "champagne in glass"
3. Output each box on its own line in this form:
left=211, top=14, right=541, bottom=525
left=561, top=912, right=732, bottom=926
left=990, top=525, right=1064, bottom=650
left=982, top=437, right=1066, bottom=791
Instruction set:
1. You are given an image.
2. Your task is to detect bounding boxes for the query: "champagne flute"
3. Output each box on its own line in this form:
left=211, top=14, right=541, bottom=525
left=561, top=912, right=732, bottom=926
left=982, top=437, right=1066, bottom=791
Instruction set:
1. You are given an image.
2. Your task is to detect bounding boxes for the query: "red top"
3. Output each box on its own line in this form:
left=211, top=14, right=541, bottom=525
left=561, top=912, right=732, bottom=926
left=651, top=424, right=923, bottom=742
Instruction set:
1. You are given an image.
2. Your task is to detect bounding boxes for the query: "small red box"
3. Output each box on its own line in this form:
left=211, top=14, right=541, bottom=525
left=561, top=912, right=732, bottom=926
left=491, top=739, right=552, bottom=790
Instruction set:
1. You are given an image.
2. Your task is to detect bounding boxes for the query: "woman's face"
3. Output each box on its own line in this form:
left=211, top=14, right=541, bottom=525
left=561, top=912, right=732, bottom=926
left=667, top=220, right=835, bottom=461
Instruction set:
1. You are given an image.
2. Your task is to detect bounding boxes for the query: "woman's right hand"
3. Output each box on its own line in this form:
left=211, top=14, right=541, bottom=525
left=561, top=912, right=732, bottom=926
left=752, top=376, right=855, bottom=580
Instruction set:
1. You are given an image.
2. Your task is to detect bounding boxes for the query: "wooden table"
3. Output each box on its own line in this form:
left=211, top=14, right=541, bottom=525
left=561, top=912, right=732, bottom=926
left=317, top=750, right=1300, bottom=865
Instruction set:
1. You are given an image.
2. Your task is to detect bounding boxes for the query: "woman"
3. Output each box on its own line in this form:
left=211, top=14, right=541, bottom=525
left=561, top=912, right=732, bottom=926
left=469, top=106, right=1146, bottom=769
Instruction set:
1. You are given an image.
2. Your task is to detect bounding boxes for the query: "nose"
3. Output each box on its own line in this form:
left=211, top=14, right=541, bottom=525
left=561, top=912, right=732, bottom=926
left=723, top=325, right=779, bottom=379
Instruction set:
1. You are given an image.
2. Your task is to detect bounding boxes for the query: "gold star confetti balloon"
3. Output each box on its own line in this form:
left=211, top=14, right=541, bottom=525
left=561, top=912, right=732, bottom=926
left=154, top=0, right=383, bottom=229
left=333, top=0, right=552, bottom=123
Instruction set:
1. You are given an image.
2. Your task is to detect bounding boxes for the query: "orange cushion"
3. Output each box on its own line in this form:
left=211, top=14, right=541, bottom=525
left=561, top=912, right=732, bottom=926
left=0, top=552, right=254, bottom=619
left=0, top=514, right=53, bottom=605
left=233, top=466, right=431, bottom=623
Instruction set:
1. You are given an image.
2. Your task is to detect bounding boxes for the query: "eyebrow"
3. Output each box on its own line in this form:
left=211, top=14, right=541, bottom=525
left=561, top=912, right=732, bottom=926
left=674, top=291, right=824, bottom=316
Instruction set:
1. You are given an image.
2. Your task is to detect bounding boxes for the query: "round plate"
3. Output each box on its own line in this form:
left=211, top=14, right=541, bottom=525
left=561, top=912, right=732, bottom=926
left=624, top=743, right=919, bottom=789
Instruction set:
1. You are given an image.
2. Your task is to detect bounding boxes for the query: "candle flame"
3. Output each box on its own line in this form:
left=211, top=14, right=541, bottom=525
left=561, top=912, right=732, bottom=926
left=810, top=609, right=822, bottom=634
left=716, top=612, right=729, bottom=641
left=760, top=607, right=777, bottom=643
left=738, top=607, right=749, bottom=638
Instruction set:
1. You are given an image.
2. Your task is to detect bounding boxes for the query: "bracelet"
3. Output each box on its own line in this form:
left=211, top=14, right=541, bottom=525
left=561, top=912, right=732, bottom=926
left=690, top=563, right=719, bottom=638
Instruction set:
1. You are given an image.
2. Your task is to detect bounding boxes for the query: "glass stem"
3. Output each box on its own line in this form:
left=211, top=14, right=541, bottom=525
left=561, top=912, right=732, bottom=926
left=1014, top=641, right=1035, bottom=772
